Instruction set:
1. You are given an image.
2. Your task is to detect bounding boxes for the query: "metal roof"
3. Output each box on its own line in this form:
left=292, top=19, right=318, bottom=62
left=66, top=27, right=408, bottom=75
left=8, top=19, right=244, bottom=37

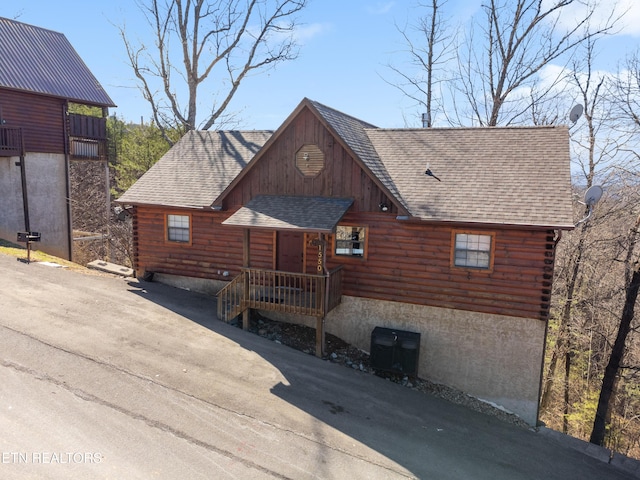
left=0, top=17, right=115, bottom=107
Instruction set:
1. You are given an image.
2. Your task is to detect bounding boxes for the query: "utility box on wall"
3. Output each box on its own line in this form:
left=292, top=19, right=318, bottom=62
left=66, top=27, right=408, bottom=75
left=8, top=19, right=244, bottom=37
left=370, top=326, right=421, bottom=377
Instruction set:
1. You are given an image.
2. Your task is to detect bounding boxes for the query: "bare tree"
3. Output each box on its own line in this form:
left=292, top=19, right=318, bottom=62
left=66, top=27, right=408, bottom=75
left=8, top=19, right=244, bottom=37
left=541, top=37, right=608, bottom=416
left=120, top=0, right=307, bottom=143
left=456, top=0, right=618, bottom=126
left=589, top=51, right=640, bottom=446
left=384, top=0, right=456, bottom=127
left=590, top=213, right=640, bottom=446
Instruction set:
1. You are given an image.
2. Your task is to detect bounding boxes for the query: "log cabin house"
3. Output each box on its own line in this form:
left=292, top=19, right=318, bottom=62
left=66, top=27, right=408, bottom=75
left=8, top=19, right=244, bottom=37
left=118, top=98, right=574, bottom=425
left=0, top=17, right=115, bottom=259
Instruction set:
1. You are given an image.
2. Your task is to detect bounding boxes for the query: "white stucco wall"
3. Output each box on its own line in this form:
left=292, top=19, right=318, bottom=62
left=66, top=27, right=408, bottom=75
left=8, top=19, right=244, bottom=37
left=0, top=153, right=69, bottom=259
left=324, top=296, right=546, bottom=426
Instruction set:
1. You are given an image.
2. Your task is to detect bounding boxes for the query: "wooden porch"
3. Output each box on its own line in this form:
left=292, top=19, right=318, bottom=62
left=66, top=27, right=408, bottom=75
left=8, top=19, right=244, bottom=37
left=217, top=266, right=344, bottom=356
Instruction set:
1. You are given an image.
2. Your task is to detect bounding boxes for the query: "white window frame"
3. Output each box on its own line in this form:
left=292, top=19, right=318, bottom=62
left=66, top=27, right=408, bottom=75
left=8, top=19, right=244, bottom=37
left=452, top=231, right=494, bottom=270
left=166, top=214, right=191, bottom=244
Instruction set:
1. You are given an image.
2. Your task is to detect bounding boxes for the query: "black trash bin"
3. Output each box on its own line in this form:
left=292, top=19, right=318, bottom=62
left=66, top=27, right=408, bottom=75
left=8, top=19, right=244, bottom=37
left=370, top=327, right=420, bottom=377
left=370, top=327, right=396, bottom=371
left=397, top=335, right=420, bottom=376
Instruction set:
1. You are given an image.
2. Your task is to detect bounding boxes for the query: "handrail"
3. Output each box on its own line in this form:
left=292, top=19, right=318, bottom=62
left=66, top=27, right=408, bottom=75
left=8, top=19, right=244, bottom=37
left=216, top=266, right=343, bottom=322
left=216, top=271, right=247, bottom=322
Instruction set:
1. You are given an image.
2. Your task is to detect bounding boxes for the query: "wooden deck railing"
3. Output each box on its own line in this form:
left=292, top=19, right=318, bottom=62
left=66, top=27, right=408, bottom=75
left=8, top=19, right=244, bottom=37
left=0, top=126, right=23, bottom=157
left=217, top=266, right=344, bottom=322
left=68, top=113, right=107, bottom=160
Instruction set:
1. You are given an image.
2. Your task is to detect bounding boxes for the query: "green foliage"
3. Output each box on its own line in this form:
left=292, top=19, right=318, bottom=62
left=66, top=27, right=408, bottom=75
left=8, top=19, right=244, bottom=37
left=68, top=102, right=103, bottom=117
left=107, top=116, right=174, bottom=196
left=566, top=388, right=599, bottom=439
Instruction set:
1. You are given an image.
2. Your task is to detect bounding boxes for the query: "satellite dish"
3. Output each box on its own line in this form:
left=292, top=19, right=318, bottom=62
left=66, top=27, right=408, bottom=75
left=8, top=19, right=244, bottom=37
left=569, top=104, right=584, bottom=123
left=584, top=185, right=603, bottom=207
left=576, top=185, right=603, bottom=225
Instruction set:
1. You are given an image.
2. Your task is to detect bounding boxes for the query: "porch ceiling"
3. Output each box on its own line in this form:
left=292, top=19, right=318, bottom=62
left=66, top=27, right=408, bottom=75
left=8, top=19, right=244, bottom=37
left=222, top=195, right=353, bottom=233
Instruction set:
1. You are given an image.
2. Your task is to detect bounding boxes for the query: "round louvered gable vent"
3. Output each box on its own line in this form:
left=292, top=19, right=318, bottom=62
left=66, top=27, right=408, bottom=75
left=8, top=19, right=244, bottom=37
left=295, top=144, right=324, bottom=177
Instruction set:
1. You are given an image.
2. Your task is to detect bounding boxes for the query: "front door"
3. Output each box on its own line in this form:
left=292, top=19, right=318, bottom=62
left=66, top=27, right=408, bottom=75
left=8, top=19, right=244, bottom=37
left=277, top=231, right=304, bottom=273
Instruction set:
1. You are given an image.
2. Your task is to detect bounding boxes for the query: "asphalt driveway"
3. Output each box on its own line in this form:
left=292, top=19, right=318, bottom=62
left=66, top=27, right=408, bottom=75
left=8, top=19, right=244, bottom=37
left=0, top=253, right=636, bottom=479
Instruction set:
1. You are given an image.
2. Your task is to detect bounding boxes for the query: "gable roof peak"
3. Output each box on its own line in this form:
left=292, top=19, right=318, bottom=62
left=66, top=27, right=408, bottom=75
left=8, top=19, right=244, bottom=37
left=305, top=98, right=378, bottom=129
left=0, top=16, right=115, bottom=107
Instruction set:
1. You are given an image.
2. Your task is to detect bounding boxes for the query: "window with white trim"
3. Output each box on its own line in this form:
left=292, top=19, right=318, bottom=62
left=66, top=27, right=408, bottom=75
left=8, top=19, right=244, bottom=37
left=335, top=226, right=366, bottom=257
left=167, top=214, right=190, bottom=243
left=453, top=232, right=493, bottom=269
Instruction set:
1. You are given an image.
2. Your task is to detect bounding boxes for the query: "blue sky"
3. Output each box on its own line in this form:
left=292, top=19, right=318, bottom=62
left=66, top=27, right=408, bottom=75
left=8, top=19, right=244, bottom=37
left=7, top=1, right=640, bottom=129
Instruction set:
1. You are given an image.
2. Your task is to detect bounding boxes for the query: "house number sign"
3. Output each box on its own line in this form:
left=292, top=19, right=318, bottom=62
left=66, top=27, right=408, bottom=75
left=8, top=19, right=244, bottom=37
left=310, top=236, right=325, bottom=273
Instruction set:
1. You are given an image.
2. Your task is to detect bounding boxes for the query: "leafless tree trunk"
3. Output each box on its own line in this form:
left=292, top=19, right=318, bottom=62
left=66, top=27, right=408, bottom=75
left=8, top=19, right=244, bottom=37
left=589, top=49, right=640, bottom=446
left=540, top=37, right=606, bottom=414
left=120, top=0, right=307, bottom=143
left=590, top=216, right=640, bottom=445
left=457, top=0, right=618, bottom=126
left=384, top=0, right=455, bottom=127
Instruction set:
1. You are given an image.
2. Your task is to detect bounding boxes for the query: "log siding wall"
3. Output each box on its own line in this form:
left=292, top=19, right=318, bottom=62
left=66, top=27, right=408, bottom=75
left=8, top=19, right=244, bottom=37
left=131, top=106, right=557, bottom=321
left=223, top=108, right=398, bottom=213
left=133, top=206, right=555, bottom=321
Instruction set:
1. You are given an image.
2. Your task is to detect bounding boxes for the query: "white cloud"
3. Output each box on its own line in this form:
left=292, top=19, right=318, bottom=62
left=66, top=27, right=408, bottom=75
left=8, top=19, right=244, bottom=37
left=366, top=2, right=395, bottom=15
left=613, top=0, right=640, bottom=36
left=294, top=22, right=332, bottom=42
left=542, top=0, right=640, bottom=37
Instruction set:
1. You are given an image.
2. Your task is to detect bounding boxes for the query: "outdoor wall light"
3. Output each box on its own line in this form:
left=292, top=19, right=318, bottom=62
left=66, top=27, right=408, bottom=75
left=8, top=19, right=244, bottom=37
left=379, top=203, right=389, bottom=212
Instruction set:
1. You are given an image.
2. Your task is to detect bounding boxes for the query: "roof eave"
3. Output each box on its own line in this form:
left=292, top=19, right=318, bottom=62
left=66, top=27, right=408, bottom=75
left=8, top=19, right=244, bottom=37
left=114, top=199, right=213, bottom=210
left=398, top=215, right=575, bottom=230
left=0, top=85, right=116, bottom=108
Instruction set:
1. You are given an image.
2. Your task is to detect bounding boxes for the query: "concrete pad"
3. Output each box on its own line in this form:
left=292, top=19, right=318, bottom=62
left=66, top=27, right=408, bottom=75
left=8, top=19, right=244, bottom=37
left=1, top=253, right=637, bottom=480
left=612, top=453, right=640, bottom=477
left=539, top=427, right=613, bottom=463
left=87, top=260, right=134, bottom=277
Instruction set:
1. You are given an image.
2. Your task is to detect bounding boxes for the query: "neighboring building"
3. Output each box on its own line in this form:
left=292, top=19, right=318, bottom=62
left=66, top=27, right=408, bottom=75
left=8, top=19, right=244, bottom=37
left=117, top=98, right=574, bottom=425
left=0, top=17, right=115, bottom=259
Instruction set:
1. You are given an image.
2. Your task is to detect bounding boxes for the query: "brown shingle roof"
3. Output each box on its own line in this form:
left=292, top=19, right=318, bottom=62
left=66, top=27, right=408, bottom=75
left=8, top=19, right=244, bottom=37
left=308, top=100, right=407, bottom=210
left=366, top=127, right=574, bottom=227
left=0, top=17, right=115, bottom=107
left=118, top=99, right=574, bottom=228
left=117, top=130, right=272, bottom=208
left=223, top=195, right=354, bottom=232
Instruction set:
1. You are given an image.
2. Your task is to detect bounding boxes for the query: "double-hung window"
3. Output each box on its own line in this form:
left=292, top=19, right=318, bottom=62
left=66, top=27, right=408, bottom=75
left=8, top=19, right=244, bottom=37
left=452, top=231, right=494, bottom=270
left=166, top=214, right=191, bottom=244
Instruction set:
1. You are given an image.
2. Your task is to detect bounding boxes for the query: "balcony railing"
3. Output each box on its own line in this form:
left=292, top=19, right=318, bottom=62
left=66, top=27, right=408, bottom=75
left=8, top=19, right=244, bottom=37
left=70, top=137, right=106, bottom=160
left=68, top=113, right=107, bottom=160
left=0, top=126, right=23, bottom=157
left=217, top=266, right=344, bottom=322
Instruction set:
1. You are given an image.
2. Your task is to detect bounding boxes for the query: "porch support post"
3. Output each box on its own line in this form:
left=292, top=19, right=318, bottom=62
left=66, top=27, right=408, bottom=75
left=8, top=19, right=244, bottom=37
left=242, top=228, right=250, bottom=330
left=243, top=228, right=250, bottom=267
left=315, top=233, right=327, bottom=358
